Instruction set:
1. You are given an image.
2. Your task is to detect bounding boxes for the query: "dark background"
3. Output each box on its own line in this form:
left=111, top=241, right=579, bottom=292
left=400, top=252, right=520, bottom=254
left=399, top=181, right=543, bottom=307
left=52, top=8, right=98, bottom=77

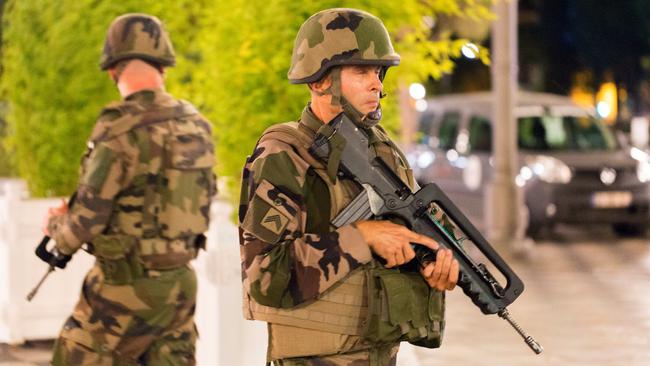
left=432, top=0, right=650, bottom=123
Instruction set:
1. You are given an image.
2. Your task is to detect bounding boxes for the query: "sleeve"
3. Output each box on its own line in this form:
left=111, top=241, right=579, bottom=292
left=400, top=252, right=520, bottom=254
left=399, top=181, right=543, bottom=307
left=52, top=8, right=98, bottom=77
left=239, top=140, right=373, bottom=308
left=47, top=136, right=135, bottom=255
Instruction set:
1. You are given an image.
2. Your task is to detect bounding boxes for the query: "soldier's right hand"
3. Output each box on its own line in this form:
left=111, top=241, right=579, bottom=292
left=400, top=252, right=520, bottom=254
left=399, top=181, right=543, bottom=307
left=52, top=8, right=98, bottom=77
left=354, top=220, right=439, bottom=268
left=41, top=198, right=68, bottom=236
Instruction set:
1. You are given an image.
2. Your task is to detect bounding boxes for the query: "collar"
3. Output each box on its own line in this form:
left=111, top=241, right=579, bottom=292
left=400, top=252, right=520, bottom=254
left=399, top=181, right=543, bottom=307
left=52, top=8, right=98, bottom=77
left=124, top=88, right=173, bottom=105
left=298, top=104, right=324, bottom=136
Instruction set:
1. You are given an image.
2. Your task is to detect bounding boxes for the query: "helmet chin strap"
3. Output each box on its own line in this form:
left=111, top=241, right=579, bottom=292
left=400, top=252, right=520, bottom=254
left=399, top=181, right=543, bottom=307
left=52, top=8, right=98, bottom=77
left=322, top=67, right=384, bottom=129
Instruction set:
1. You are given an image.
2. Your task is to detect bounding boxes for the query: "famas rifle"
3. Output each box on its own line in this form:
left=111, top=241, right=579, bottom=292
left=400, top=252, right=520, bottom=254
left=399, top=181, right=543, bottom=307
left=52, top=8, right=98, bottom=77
left=308, top=113, right=543, bottom=354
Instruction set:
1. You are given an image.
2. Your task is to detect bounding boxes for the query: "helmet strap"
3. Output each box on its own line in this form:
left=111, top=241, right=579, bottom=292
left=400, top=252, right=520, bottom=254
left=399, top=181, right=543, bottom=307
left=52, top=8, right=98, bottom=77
left=321, top=67, right=383, bottom=129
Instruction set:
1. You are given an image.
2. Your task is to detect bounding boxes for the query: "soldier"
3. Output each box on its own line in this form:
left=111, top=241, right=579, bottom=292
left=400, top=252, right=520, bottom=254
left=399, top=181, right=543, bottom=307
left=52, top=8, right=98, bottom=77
left=239, top=8, right=459, bottom=366
left=42, top=13, right=216, bottom=366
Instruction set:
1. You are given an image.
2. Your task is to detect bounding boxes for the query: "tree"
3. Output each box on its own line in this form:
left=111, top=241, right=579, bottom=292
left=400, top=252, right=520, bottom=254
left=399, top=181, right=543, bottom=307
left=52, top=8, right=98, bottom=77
left=0, top=0, right=211, bottom=194
left=1, top=0, right=492, bottom=197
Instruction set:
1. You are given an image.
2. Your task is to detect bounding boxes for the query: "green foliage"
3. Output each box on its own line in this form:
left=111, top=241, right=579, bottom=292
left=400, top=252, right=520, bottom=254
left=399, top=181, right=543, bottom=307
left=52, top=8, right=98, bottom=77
left=0, top=0, right=209, bottom=195
left=0, top=101, right=13, bottom=176
left=1, top=0, right=492, bottom=197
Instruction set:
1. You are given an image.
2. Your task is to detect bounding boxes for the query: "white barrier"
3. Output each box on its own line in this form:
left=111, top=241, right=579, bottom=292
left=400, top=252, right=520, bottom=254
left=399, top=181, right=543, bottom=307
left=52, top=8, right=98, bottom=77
left=0, top=179, right=94, bottom=344
left=194, top=199, right=267, bottom=365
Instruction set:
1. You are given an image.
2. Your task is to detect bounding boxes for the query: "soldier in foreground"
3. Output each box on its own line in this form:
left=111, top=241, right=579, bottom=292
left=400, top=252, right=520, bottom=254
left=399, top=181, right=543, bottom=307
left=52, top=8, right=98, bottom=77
left=239, top=8, right=459, bottom=365
left=42, top=13, right=216, bottom=365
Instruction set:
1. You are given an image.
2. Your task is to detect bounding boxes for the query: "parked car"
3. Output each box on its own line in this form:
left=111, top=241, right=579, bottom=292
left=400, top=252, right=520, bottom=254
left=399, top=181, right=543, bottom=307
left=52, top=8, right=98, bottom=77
left=406, top=91, right=650, bottom=237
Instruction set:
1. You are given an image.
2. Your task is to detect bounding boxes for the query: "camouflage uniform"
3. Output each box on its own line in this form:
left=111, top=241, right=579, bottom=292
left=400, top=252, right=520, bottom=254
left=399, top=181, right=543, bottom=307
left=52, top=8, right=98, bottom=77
left=239, top=9, right=443, bottom=366
left=48, top=14, right=216, bottom=366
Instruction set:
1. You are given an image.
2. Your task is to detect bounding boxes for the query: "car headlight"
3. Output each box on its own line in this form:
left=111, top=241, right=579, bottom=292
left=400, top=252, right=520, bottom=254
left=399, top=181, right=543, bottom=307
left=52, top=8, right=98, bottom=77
left=637, top=161, right=650, bottom=183
left=521, top=155, right=573, bottom=184
left=630, top=147, right=649, bottom=162
left=628, top=147, right=650, bottom=183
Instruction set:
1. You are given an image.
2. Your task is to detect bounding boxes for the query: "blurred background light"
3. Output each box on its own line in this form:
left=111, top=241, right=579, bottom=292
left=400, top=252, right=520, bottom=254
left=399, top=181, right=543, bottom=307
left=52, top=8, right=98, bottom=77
left=596, top=101, right=611, bottom=118
left=409, top=83, right=426, bottom=100
left=461, top=42, right=479, bottom=59
left=415, top=99, right=428, bottom=112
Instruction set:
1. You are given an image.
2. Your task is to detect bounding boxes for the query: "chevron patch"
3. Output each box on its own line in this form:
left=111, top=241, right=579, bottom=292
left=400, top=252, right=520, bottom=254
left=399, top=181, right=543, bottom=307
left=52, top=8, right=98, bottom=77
left=261, top=207, right=289, bottom=235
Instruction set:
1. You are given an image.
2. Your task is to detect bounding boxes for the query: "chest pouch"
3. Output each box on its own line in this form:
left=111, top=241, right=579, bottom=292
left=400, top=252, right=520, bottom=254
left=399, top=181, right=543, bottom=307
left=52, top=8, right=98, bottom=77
left=363, top=263, right=445, bottom=348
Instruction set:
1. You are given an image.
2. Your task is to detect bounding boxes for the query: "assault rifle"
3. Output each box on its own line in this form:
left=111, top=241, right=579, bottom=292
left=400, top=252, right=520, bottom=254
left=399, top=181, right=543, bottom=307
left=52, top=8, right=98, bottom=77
left=309, top=113, right=543, bottom=354
left=26, top=192, right=78, bottom=301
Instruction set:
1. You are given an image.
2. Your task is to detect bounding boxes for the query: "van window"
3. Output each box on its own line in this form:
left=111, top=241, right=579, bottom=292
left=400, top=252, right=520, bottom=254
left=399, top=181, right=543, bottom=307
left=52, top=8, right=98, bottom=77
left=519, top=117, right=551, bottom=150
left=438, top=112, right=459, bottom=150
left=518, top=115, right=617, bottom=151
left=468, top=116, right=492, bottom=152
left=417, top=112, right=436, bottom=144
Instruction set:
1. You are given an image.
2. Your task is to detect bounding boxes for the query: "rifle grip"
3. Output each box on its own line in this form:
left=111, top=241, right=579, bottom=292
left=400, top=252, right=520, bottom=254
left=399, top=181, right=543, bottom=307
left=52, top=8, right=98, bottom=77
left=457, top=271, right=500, bottom=314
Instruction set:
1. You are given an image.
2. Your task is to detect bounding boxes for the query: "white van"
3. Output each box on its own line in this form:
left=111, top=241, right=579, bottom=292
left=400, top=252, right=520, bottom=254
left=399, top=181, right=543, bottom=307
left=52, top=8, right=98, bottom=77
left=407, top=92, right=650, bottom=237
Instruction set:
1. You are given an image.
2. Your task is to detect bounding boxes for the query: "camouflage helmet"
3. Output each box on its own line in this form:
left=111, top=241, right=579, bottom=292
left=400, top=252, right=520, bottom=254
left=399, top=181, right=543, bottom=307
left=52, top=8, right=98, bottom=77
left=100, top=13, right=175, bottom=70
left=288, top=8, right=400, bottom=84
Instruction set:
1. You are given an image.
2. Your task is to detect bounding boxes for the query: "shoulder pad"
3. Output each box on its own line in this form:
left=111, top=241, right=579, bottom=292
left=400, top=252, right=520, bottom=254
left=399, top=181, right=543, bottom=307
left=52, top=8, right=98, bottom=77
left=259, top=122, right=312, bottom=148
left=257, top=122, right=324, bottom=170
left=90, top=101, right=198, bottom=143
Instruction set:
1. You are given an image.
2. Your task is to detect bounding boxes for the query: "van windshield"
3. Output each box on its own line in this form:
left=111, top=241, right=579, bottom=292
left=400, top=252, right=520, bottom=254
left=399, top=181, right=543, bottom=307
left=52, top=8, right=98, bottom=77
left=518, top=115, right=618, bottom=151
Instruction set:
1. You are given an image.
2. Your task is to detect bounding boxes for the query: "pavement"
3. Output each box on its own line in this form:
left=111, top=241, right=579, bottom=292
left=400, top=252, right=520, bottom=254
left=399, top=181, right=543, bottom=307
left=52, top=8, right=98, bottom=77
left=414, top=225, right=650, bottom=366
left=0, top=340, right=51, bottom=366
left=2, top=225, right=650, bottom=365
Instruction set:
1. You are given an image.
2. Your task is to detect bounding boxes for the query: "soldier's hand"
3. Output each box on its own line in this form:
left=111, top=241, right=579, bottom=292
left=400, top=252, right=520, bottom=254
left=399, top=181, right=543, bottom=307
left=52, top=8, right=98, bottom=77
left=420, top=249, right=459, bottom=291
left=41, top=199, right=69, bottom=235
left=354, top=220, right=439, bottom=268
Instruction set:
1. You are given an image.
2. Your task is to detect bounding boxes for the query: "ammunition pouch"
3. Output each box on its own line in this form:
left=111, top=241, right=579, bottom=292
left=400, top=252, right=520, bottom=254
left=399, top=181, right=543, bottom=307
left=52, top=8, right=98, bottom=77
left=138, top=235, right=203, bottom=270
left=363, top=264, right=445, bottom=348
left=92, top=234, right=141, bottom=286
left=93, top=234, right=206, bottom=285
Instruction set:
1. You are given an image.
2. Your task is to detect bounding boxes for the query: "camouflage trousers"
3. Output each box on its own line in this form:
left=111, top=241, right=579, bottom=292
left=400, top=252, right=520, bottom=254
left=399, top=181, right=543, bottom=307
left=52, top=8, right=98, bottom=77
left=272, top=344, right=399, bottom=366
left=51, top=263, right=198, bottom=366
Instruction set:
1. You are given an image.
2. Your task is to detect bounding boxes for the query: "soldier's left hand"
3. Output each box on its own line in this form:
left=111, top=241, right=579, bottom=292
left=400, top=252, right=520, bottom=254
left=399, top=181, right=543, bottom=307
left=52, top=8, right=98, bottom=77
left=41, top=199, right=69, bottom=235
left=420, top=248, right=459, bottom=291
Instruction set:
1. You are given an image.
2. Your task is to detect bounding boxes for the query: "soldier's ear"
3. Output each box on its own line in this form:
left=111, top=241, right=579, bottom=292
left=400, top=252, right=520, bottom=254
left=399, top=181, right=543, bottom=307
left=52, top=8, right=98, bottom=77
left=308, top=73, right=332, bottom=94
left=107, top=68, right=118, bottom=83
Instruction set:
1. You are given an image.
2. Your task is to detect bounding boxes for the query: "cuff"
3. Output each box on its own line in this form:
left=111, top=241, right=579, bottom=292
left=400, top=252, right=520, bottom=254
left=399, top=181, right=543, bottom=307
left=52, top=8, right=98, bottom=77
left=337, top=224, right=373, bottom=264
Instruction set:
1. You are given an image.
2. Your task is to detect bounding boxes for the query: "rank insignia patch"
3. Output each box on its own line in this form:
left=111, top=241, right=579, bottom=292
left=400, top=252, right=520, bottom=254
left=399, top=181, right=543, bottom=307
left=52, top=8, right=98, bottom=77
left=261, top=207, right=289, bottom=235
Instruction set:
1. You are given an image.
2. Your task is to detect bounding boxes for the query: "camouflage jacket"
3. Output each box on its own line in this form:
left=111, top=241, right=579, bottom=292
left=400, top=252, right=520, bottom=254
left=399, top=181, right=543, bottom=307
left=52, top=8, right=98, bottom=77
left=48, top=88, right=216, bottom=255
left=239, top=106, right=420, bottom=308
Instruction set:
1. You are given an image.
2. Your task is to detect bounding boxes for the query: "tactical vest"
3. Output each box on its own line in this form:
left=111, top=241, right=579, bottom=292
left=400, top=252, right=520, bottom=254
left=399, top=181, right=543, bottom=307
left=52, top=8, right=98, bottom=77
left=87, top=100, right=215, bottom=281
left=242, top=121, right=443, bottom=359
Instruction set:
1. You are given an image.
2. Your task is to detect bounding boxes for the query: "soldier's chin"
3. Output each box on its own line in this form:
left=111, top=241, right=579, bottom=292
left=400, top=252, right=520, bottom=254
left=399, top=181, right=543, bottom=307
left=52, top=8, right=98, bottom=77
left=358, top=104, right=379, bottom=115
left=366, top=107, right=382, bottom=121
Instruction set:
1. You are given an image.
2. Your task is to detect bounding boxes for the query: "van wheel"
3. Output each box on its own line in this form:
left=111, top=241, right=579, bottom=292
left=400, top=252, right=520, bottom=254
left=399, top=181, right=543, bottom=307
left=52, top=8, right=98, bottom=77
left=523, top=205, right=546, bottom=240
left=612, top=223, right=647, bottom=237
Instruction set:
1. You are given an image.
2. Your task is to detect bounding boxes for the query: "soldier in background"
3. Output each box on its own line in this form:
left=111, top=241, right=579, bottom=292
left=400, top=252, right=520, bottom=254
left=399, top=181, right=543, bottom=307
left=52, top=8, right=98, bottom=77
left=42, top=13, right=216, bottom=365
left=239, top=8, right=459, bottom=365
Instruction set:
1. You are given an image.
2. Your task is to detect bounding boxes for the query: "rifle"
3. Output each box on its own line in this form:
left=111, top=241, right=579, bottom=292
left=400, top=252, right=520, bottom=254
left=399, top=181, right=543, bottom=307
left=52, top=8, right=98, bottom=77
left=309, top=113, right=543, bottom=354
left=26, top=192, right=77, bottom=301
